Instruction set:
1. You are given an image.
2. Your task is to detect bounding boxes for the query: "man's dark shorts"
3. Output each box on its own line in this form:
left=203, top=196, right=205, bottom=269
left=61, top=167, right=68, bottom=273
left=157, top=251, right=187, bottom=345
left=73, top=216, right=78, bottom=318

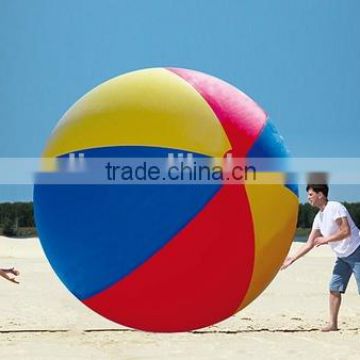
left=329, top=244, right=360, bottom=294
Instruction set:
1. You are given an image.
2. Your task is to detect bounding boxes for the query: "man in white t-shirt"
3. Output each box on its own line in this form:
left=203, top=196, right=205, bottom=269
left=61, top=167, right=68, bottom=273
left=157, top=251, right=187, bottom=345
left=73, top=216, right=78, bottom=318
left=281, top=184, right=360, bottom=332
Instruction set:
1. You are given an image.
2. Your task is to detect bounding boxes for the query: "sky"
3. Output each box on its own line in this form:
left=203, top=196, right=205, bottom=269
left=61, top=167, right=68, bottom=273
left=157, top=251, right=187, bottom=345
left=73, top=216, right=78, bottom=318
left=1, top=0, right=360, bottom=202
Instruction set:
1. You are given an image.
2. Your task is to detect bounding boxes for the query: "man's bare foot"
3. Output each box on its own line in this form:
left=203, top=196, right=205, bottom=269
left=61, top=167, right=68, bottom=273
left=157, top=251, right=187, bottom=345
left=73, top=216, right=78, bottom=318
left=321, top=324, right=339, bottom=332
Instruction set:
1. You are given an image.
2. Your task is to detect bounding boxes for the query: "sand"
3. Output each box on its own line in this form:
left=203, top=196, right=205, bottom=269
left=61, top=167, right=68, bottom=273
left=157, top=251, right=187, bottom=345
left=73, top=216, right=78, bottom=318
left=0, top=236, right=359, bottom=359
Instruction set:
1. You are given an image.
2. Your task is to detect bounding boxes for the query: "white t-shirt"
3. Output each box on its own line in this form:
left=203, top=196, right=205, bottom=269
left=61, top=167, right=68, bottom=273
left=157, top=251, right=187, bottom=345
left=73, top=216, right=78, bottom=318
left=312, top=201, right=360, bottom=258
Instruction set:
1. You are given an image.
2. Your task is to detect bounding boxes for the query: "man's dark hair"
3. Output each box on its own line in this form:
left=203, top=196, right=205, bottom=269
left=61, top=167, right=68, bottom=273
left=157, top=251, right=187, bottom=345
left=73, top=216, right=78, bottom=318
left=306, top=184, right=329, bottom=198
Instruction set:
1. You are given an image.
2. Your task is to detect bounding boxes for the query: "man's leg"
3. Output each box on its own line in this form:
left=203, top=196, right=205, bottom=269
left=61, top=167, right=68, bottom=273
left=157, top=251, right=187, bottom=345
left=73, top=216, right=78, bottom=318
left=322, top=291, right=341, bottom=332
left=347, top=245, right=360, bottom=296
left=325, top=257, right=352, bottom=331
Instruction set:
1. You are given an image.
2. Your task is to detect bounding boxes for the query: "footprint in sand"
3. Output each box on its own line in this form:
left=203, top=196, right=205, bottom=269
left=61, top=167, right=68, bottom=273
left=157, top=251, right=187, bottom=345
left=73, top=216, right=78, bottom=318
left=240, top=317, right=253, bottom=321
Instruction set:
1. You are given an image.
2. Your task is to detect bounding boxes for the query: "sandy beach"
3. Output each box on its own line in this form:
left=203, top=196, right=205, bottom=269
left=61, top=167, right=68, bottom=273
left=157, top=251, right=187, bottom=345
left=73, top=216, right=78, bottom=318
left=0, top=236, right=359, bottom=359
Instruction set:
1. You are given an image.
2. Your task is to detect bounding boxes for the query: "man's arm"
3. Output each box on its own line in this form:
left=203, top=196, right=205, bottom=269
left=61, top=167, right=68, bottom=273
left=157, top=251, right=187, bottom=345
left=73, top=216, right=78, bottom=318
left=281, top=228, right=321, bottom=270
left=313, top=217, right=351, bottom=247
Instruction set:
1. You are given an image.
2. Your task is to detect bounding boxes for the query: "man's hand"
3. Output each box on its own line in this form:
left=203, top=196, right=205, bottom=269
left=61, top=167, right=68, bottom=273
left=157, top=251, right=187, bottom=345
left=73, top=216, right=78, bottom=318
left=7, top=277, right=20, bottom=284
left=314, top=236, right=328, bottom=247
left=281, top=256, right=294, bottom=270
left=0, top=269, right=20, bottom=284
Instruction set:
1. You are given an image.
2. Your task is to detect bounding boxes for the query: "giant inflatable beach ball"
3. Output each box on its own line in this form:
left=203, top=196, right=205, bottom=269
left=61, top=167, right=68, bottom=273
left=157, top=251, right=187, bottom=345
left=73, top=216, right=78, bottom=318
left=33, top=68, right=298, bottom=332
